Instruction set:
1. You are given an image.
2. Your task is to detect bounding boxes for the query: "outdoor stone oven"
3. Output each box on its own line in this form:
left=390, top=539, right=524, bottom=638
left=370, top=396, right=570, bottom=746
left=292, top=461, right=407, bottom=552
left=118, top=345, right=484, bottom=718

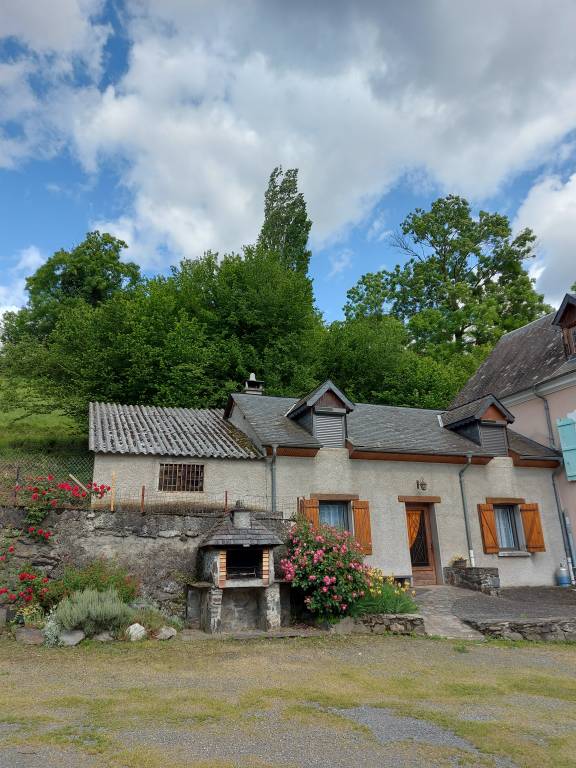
left=187, top=503, right=283, bottom=633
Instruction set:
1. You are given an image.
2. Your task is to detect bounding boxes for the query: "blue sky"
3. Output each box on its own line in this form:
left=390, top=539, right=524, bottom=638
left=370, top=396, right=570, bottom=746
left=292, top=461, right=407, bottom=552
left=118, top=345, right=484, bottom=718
left=2, top=1, right=576, bottom=322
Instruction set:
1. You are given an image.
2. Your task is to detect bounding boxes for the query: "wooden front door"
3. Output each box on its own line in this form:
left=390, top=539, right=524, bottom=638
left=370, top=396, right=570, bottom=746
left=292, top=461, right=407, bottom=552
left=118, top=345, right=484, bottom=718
left=406, top=505, right=437, bottom=586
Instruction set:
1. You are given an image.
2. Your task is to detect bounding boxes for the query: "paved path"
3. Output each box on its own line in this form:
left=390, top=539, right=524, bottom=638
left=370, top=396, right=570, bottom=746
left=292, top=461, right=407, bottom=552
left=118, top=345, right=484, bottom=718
left=416, top=584, right=576, bottom=639
left=415, top=586, right=485, bottom=639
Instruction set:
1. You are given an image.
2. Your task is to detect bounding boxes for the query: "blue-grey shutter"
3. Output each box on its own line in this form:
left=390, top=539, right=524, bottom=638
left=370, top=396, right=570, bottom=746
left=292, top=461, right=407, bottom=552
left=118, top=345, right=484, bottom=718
left=558, top=417, right=576, bottom=481
left=314, top=413, right=345, bottom=447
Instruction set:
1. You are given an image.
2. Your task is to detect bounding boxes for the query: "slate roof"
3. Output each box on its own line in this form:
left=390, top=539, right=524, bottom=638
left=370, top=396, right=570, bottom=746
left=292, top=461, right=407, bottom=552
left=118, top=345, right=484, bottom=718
left=200, top=515, right=283, bottom=547
left=507, top=430, right=559, bottom=459
left=452, top=312, right=568, bottom=406
left=442, top=395, right=513, bottom=428
left=89, top=402, right=262, bottom=458
left=230, top=392, right=556, bottom=458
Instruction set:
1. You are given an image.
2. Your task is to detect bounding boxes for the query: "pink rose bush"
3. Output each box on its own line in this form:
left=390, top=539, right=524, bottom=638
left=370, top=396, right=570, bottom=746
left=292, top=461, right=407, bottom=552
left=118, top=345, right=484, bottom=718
left=280, top=518, right=370, bottom=619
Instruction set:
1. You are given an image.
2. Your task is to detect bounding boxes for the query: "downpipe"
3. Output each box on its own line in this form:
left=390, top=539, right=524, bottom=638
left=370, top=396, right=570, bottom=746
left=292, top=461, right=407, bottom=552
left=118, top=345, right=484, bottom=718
left=269, top=444, right=278, bottom=515
left=553, top=460, right=576, bottom=584
left=459, top=453, right=475, bottom=567
left=533, top=385, right=556, bottom=449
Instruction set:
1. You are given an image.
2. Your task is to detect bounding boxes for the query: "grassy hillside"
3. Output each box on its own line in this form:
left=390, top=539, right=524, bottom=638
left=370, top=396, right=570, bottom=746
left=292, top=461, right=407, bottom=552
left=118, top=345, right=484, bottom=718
left=0, top=379, right=87, bottom=457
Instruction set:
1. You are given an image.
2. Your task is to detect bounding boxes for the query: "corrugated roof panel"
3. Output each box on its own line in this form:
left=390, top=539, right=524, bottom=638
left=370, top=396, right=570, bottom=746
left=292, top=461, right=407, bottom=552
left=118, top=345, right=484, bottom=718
left=89, top=402, right=262, bottom=459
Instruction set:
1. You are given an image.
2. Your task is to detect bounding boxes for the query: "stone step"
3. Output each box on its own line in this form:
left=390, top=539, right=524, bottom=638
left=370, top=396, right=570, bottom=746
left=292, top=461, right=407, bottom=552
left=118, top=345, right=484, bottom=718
left=421, top=613, right=484, bottom=640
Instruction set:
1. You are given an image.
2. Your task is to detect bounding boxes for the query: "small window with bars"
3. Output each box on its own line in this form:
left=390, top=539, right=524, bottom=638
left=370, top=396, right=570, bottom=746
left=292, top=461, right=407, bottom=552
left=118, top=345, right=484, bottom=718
left=158, top=463, right=204, bottom=492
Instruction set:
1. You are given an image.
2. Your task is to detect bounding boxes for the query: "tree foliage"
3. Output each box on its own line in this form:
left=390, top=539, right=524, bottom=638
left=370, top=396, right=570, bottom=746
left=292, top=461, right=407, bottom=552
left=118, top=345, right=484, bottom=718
left=0, top=186, right=551, bottom=425
left=3, top=232, right=141, bottom=343
left=257, top=167, right=312, bottom=274
left=346, top=195, right=551, bottom=355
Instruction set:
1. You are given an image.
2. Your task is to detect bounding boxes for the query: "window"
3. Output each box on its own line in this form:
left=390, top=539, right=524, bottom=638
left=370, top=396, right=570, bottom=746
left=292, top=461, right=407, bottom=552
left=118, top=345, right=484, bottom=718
left=319, top=501, right=351, bottom=531
left=494, top=504, right=522, bottom=550
left=158, top=463, right=204, bottom=492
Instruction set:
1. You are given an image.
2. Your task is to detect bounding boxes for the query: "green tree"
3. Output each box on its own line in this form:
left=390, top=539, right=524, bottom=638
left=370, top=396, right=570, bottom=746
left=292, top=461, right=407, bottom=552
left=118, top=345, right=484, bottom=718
left=3, top=232, right=141, bottom=343
left=319, top=316, right=476, bottom=409
left=345, top=195, right=551, bottom=354
left=26, top=231, right=140, bottom=307
left=257, top=167, right=312, bottom=273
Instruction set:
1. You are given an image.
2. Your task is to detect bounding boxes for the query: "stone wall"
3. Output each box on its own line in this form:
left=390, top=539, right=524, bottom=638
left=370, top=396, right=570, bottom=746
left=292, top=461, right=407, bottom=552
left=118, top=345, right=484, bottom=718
left=443, top=565, right=500, bottom=596
left=0, top=505, right=287, bottom=617
left=330, top=613, right=425, bottom=635
left=466, top=618, right=576, bottom=642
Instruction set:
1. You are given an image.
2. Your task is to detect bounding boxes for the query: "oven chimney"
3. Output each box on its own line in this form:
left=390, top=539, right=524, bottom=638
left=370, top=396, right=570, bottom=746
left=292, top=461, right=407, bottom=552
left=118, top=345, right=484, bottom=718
left=243, top=373, right=264, bottom=395
left=232, top=501, right=251, bottom=529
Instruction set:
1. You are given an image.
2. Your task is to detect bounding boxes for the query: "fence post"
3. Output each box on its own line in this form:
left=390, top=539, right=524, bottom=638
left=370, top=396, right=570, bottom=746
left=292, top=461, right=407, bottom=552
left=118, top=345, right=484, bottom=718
left=140, top=485, right=145, bottom=515
left=110, top=472, right=116, bottom=513
left=224, top=490, right=228, bottom=515
left=13, top=466, right=20, bottom=505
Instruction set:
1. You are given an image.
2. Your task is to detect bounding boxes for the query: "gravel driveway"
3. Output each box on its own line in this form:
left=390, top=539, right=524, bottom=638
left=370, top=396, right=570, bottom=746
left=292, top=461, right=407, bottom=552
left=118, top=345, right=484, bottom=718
left=0, top=632, right=574, bottom=768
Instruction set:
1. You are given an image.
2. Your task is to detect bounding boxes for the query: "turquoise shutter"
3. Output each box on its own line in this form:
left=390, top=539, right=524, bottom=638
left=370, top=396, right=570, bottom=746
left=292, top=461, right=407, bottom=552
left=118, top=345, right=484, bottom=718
left=558, top=417, right=576, bottom=481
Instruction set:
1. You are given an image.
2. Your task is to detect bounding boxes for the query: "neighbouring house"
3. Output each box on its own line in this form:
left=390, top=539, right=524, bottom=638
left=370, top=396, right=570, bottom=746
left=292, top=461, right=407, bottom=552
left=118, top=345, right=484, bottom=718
left=453, top=291, right=576, bottom=572
left=89, top=375, right=568, bottom=591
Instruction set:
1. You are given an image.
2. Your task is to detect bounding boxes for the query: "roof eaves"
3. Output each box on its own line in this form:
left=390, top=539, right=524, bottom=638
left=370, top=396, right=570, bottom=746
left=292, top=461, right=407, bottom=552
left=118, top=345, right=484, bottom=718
left=552, top=293, right=576, bottom=326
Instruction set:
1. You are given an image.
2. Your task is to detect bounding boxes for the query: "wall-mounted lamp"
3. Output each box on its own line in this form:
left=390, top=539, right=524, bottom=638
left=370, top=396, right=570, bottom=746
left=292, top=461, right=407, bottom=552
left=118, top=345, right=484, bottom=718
left=416, top=477, right=428, bottom=491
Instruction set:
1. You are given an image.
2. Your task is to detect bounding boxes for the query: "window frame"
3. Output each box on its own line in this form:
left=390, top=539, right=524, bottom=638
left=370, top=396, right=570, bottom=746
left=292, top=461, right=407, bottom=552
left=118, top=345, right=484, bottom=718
left=158, top=462, right=205, bottom=493
left=493, top=503, right=525, bottom=552
left=318, top=499, right=353, bottom=533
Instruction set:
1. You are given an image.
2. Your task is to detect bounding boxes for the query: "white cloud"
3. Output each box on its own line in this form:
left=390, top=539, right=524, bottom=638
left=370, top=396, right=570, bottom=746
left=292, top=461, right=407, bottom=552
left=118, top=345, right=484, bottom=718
left=0, top=245, right=45, bottom=320
left=328, top=249, right=353, bottom=279
left=0, top=0, right=110, bottom=168
left=5, top=0, right=576, bottom=291
left=67, top=0, right=576, bottom=263
left=515, top=174, right=576, bottom=305
left=15, top=245, right=44, bottom=273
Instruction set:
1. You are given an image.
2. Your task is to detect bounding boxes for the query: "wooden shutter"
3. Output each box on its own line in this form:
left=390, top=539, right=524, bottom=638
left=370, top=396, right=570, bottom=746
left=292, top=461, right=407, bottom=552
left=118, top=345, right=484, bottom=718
left=478, top=503, right=499, bottom=553
left=300, top=498, right=320, bottom=529
left=352, top=500, right=372, bottom=555
left=520, top=503, right=546, bottom=552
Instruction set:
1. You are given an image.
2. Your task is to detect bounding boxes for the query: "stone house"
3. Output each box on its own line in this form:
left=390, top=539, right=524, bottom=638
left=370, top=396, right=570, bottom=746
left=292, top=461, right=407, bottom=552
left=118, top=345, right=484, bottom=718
left=453, top=291, right=576, bottom=574
left=89, top=376, right=569, bottom=591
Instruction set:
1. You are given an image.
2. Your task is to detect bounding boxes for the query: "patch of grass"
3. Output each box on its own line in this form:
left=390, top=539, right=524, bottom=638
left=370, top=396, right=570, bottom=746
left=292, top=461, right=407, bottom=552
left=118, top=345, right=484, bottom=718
left=0, top=406, right=86, bottom=456
left=0, top=635, right=575, bottom=767
left=453, top=641, right=470, bottom=653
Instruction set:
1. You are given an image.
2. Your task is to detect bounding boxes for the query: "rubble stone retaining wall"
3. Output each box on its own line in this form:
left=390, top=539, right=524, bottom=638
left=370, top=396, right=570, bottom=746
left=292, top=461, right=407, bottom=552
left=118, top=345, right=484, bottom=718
left=330, top=613, right=425, bottom=635
left=444, top=565, right=500, bottom=596
left=466, top=618, right=576, bottom=641
left=0, top=505, right=286, bottom=617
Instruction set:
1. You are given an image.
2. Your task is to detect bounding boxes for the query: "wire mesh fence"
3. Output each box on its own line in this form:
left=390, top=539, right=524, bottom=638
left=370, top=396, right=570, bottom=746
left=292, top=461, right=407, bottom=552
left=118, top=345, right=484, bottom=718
left=0, top=451, right=299, bottom=518
left=0, top=451, right=94, bottom=507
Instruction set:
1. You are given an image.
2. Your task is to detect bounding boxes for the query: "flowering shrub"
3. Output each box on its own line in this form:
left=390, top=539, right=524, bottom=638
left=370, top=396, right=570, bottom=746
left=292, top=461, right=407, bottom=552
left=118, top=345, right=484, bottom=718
left=53, top=588, right=133, bottom=636
left=350, top=571, right=418, bottom=615
left=0, top=569, right=50, bottom=608
left=0, top=543, right=16, bottom=565
left=44, top=559, right=139, bottom=608
left=280, top=519, right=370, bottom=619
left=15, top=476, right=111, bottom=524
left=27, top=526, right=54, bottom=542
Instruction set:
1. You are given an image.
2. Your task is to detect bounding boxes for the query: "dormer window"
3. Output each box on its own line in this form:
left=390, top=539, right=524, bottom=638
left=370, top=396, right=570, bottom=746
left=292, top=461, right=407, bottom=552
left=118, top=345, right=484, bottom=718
left=442, top=394, right=514, bottom=456
left=552, top=293, right=576, bottom=360
left=285, top=380, right=354, bottom=448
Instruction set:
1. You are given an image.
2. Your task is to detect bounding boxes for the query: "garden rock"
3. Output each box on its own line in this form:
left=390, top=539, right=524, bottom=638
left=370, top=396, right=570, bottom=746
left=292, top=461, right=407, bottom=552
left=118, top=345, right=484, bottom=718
left=126, top=623, right=147, bottom=641
left=60, top=630, right=85, bottom=647
left=94, top=631, right=114, bottom=642
left=15, top=627, right=44, bottom=646
left=153, top=626, right=177, bottom=641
